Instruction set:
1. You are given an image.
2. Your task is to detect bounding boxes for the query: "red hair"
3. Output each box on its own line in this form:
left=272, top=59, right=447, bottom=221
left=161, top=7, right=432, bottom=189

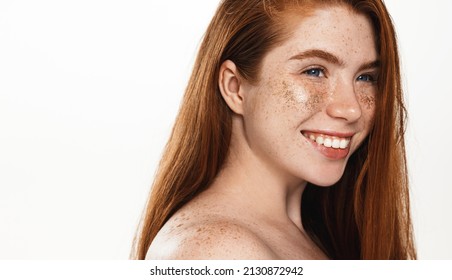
left=132, top=0, right=416, bottom=260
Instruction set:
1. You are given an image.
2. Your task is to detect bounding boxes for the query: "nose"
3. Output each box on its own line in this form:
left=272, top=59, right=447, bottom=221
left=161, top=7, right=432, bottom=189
left=326, top=79, right=362, bottom=123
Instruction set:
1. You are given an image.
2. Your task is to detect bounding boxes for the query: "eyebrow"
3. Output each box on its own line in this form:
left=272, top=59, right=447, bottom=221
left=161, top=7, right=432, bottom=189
left=289, top=49, right=380, bottom=71
left=357, top=60, right=381, bottom=73
left=289, top=49, right=345, bottom=66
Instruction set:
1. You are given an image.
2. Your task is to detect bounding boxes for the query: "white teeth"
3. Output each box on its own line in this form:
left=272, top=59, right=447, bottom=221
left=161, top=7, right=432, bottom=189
left=332, top=139, right=340, bottom=148
left=304, top=132, right=351, bottom=149
left=315, top=136, right=324, bottom=145
left=340, top=139, right=348, bottom=149
left=323, top=138, right=332, bottom=148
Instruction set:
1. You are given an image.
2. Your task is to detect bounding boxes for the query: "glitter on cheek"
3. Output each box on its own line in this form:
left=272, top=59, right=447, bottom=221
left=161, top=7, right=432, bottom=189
left=281, top=80, right=304, bottom=109
left=356, top=90, right=377, bottom=132
left=359, top=94, right=375, bottom=110
left=357, top=88, right=376, bottom=110
left=279, top=80, right=328, bottom=113
left=303, top=82, right=329, bottom=112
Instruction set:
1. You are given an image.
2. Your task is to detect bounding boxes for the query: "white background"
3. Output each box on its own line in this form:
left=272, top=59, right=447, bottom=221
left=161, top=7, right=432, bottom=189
left=0, top=0, right=450, bottom=259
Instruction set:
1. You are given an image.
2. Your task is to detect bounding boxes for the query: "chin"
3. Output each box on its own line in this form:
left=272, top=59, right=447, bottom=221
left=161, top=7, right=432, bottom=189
left=306, top=170, right=345, bottom=187
left=309, top=179, right=340, bottom=187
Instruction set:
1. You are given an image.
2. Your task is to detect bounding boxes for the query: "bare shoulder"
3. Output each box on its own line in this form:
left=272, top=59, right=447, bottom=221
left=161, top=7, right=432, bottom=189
left=146, top=213, right=277, bottom=260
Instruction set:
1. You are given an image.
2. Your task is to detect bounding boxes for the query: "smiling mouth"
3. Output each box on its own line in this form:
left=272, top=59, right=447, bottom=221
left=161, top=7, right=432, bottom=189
left=301, top=131, right=351, bottom=149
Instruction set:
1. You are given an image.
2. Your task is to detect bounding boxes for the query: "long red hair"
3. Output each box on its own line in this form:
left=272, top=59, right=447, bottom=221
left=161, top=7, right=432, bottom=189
left=132, top=0, right=416, bottom=260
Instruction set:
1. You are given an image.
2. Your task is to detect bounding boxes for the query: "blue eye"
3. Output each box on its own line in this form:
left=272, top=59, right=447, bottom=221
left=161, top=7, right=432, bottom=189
left=357, top=74, right=376, bottom=82
left=303, top=68, right=324, bottom=77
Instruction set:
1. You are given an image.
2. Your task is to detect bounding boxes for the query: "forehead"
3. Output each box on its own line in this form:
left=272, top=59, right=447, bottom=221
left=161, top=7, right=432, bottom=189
left=268, top=5, right=378, bottom=64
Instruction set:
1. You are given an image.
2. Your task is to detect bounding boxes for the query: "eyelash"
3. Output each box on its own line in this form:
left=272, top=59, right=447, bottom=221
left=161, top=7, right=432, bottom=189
left=302, top=67, right=325, bottom=78
left=302, top=68, right=377, bottom=83
left=357, top=74, right=377, bottom=83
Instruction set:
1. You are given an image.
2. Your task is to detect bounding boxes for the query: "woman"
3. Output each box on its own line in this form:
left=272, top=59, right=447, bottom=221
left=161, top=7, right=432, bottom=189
left=133, top=0, right=416, bottom=260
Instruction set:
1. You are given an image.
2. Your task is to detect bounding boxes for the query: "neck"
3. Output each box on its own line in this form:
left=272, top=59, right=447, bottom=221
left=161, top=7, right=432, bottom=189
left=208, top=121, right=307, bottom=231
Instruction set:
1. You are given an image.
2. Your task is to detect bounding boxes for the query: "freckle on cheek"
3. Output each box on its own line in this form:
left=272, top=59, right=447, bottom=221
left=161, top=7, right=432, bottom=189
left=278, top=80, right=327, bottom=113
left=358, top=94, right=375, bottom=110
left=305, top=92, right=323, bottom=111
left=304, top=83, right=328, bottom=112
left=281, top=81, right=300, bottom=108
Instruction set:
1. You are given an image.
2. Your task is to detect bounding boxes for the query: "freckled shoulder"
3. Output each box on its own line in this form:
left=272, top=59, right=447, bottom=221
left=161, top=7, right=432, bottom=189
left=146, top=216, right=277, bottom=260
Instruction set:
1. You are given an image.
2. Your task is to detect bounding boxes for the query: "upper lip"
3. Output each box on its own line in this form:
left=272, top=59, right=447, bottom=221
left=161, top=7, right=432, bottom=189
left=301, top=129, right=355, bottom=138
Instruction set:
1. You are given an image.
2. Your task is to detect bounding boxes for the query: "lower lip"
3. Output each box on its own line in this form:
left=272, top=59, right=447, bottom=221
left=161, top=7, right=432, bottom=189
left=304, top=136, right=350, bottom=160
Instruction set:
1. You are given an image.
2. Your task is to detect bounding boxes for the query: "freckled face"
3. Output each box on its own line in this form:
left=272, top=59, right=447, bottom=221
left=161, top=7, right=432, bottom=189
left=241, top=6, right=378, bottom=186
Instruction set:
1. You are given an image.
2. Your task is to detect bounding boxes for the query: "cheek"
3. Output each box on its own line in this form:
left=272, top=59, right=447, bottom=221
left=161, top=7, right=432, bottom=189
left=356, top=90, right=376, bottom=130
left=356, top=83, right=376, bottom=110
left=279, top=80, right=328, bottom=114
left=358, top=92, right=376, bottom=110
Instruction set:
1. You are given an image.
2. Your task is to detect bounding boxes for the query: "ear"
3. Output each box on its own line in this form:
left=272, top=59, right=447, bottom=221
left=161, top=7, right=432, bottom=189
left=218, top=60, right=245, bottom=115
